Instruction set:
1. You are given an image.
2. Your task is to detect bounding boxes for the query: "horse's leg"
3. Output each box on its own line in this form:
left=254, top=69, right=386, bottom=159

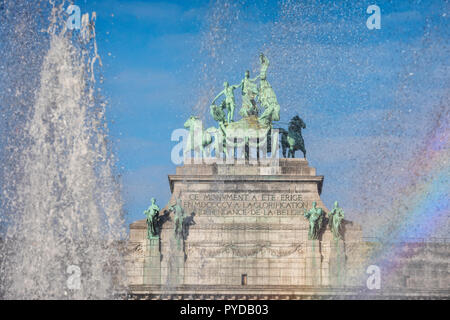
left=289, top=139, right=295, bottom=158
left=300, top=139, right=306, bottom=159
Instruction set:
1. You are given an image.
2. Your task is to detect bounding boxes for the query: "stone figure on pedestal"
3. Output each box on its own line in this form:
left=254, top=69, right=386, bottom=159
left=328, top=201, right=345, bottom=240
left=304, top=202, right=325, bottom=240
left=144, top=198, right=160, bottom=239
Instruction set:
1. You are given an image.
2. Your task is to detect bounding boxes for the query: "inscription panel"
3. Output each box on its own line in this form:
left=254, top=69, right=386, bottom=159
left=182, top=192, right=306, bottom=216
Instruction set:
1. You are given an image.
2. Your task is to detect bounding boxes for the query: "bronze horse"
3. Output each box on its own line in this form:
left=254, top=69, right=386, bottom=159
left=279, top=115, right=306, bottom=158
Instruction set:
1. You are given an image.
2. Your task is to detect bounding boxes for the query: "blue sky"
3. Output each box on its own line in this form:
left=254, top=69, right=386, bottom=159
left=73, top=0, right=448, bottom=236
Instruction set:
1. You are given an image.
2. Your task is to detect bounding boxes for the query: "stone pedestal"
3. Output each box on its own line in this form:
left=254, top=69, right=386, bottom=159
left=305, top=240, right=322, bottom=286
left=128, top=159, right=364, bottom=297
left=328, top=239, right=346, bottom=287
left=143, top=238, right=161, bottom=285
left=162, top=238, right=185, bottom=288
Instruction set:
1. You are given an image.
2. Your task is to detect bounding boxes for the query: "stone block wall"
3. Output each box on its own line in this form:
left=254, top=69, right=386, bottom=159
left=126, top=159, right=449, bottom=298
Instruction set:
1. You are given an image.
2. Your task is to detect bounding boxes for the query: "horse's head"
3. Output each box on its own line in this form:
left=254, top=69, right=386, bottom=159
left=184, top=115, right=199, bottom=129
left=289, top=115, right=306, bottom=131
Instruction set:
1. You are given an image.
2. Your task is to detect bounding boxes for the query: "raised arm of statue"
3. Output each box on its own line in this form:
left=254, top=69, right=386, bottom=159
left=260, top=53, right=270, bottom=66
left=212, top=90, right=225, bottom=104
left=259, top=53, right=270, bottom=79
left=250, top=74, right=260, bottom=82
left=239, top=79, right=246, bottom=92
left=231, top=83, right=242, bottom=90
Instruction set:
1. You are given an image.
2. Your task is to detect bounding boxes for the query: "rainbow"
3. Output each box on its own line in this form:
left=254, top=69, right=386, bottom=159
left=365, top=113, right=449, bottom=276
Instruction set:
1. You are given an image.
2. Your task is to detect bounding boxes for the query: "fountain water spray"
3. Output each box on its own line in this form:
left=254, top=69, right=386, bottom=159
left=0, top=1, right=126, bottom=299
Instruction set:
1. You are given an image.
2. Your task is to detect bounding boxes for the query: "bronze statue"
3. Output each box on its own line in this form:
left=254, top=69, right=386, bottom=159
left=184, top=116, right=213, bottom=157
left=239, top=70, right=259, bottom=118
left=170, top=199, right=186, bottom=240
left=280, top=115, right=306, bottom=158
left=328, top=201, right=345, bottom=240
left=212, top=81, right=241, bottom=123
left=304, top=202, right=325, bottom=240
left=258, top=53, right=280, bottom=126
left=143, top=198, right=160, bottom=239
left=209, top=103, right=227, bottom=134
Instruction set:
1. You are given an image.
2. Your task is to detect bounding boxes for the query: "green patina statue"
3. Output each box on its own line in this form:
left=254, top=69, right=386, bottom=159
left=182, top=53, right=308, bottom=160
left=170, top=199, right=186, bottom=240
left=212, top=81, right=241, bottom=123
left=209, top=103, right=227, bottom=133
left=304, top=202, right=325, bottom=240
left=239, top=70, right=259, bottom=118
left=204, top=54, right=282, bottom=159
left=280, top=115, right=307, bottom=158
left=143, top=198, right=160, bottom=239
left=258, top=53, right=280, bottom=126
left=209, top=53, right=280, bottom=130
left=184, top=116, right=214, bottom=156
left=328, top=201, right=345, bottom=240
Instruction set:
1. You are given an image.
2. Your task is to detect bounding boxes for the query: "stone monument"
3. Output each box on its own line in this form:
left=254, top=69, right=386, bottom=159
left=125, top=54, right=449, bottom=299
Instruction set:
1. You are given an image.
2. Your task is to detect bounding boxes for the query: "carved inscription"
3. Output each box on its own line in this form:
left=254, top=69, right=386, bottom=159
left=182, top=192, right=305, bottom=216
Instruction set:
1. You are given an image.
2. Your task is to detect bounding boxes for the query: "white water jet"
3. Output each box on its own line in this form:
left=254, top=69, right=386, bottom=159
left=1, top=2, right=126, bottom=299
